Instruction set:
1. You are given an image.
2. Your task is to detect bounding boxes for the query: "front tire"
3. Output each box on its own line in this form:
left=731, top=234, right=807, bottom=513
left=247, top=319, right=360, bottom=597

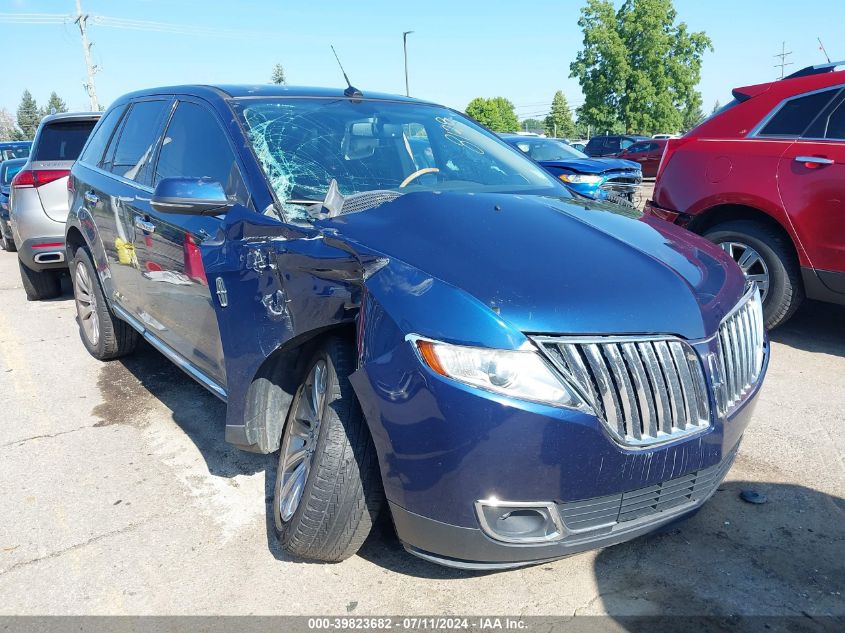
left=273, top=337, right=383, bottom=562
left=704, top=220, right=803, bottom=329
left=18, top=258, right=60, bottom=301
left=71, top=247, right=138, bottom=360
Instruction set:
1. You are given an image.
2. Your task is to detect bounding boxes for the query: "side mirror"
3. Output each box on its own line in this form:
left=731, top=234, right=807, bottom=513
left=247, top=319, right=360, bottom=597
left=150, top=177, right=233, bottom=215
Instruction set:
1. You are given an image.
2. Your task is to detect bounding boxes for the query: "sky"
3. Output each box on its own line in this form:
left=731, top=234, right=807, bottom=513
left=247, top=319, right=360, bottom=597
left=1, top=0, right=843, bottom=123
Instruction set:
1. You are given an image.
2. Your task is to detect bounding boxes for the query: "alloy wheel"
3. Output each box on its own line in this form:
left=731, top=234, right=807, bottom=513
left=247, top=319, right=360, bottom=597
left=278, top=359, right=328, bottom=522
left=74, top=262, right=100, bottom=346
left=718, top=241, right=770, bottom=301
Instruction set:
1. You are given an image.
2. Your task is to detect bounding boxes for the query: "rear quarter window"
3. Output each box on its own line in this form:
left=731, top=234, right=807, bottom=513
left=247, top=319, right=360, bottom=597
left=33, top=120, right=98, bottom=161
left=758, top=89, right=839, bottom=137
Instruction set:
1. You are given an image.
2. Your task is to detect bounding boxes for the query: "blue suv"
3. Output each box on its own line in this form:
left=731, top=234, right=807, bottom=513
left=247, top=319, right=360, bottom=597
left=66, top=85, right=767, bottom=569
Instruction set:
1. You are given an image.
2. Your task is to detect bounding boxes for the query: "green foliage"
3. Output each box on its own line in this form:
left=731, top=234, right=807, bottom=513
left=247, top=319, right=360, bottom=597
left=41, top=92, right=68, bottom=117
left=570, top=0, right=712, bottom=135
left=711, top=99, right=721, bottom=114
left=16, top=90, right=40, bottom=141
left=520, top=118, right=545, bottom=133
left=465, top=96, right=520, bottom=132
left=270, top=63, right=287, bottom=85
left=682, top=94, right=705, bottom=132
left=544, top=91, right=577, bottom=138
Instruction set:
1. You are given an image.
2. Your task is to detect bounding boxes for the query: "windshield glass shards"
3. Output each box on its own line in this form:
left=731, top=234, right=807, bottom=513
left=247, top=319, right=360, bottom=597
left=233, top=98, right=564, bottom=221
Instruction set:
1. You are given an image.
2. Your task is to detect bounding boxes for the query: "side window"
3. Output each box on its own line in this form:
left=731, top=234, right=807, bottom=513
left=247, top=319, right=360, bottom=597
left=759, top=89, right=838, bottom=137
left=626, top=142, right=646, bottom=153
left=619, top=138, right=634, bottom=150
left=154, top=102, right=248, bottom=205
left=804, top=96, right=845, bottom=140
left=79, top=105, right=125, bottom=166
left=104, top=100, right=169, bottom=184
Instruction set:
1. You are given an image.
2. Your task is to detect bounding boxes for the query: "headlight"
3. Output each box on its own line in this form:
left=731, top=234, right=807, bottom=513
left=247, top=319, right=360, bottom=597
left=410, top=336, right=591, bottom=412
left=559, top=173, right=603, bottom=184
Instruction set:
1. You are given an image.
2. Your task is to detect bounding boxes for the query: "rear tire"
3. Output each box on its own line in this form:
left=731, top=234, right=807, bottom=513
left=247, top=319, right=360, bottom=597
left=273, top=337, right=383, bottom=562
left=71, top=247, right=138, bottom=360
left=18, top=258, right=60, bottom=301
left=704, top=220, right=803, bottom=329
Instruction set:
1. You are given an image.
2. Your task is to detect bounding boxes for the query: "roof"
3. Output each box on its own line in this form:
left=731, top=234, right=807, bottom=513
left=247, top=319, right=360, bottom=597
left=0, top=141, right=31, bottom=146
left=115, top=84, right=429, bottom=105
left=39, top=112, right=101, bottom=125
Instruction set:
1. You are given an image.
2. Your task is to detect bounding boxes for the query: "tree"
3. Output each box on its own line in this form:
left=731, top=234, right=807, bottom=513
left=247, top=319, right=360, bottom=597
left=270, top=63, right=287, bottom=85
left=711, top=100, right=721, bottom=114
left=544, top=91, right=577, bottom=138
left=681, top=95, right=705, bottom=132
left=520, top=118, right=545, bottom=133
left=41, top=92, right=68, bottom=117
left=16, top=90, right=40, bottom=140
left=570, top=0, right=712, bottom=135
left=465, top=97, right=520, bottom=133
left=0, top=108, right=19, bottom=142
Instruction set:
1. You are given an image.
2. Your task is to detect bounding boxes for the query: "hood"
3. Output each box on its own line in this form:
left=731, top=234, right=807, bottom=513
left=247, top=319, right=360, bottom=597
left=539, top=157, right=641, bottom=174
left=323, top=192, right=745, bottom=340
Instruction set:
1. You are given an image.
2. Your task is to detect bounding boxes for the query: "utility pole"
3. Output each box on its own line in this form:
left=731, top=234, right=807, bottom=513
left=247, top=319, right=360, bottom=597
left=774, top=41, right=793, bottom=80
left=403, top=31, right=413, bottom=97
left=75, top=0, right=99, bottom=111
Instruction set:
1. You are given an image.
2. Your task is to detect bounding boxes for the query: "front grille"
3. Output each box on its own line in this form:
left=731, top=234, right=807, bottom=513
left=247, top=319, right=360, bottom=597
left=558, top=445, right=737, bottom=533
left=715, top=287, right=766, bottom=415
left=535, top=335, right=710, bottom=447
left=599, top=171, right=642, bottom=192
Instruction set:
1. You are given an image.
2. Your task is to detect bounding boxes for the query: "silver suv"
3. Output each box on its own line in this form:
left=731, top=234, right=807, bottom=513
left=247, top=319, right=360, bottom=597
left=10, top=112, right=100, bottom=300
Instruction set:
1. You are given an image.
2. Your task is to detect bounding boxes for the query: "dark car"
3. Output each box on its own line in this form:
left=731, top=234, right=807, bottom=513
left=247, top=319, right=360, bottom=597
left=0, top=157, right=26, bottom=251
left=645, top=61, right=845, bottom=329
left=0, top=141, right=31, bottom=162
left=66, top=85, right=766, bottom=569
left=617, top=139, right=667, bottom=178
left=501, top=134, right=642, bottom=201
left=584, top=134, right=650, bottom=157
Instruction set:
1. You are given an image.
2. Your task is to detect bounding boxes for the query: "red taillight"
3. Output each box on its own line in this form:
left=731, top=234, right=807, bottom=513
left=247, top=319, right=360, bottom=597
left=11, top=169, right=70, bottom=188
left=67, top=176, right=75, bottom=192
left=11, top=169, right=34, bottom=188
left=32, top=169, right=70, bottom=187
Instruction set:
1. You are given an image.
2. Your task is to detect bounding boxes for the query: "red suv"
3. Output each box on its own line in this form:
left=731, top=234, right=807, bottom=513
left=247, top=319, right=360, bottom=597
left=645, top=62, right=845, bottom=328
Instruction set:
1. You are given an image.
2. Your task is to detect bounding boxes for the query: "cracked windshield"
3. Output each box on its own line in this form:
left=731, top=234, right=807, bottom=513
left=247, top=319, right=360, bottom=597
left=234, top=98, right=563, bottom=221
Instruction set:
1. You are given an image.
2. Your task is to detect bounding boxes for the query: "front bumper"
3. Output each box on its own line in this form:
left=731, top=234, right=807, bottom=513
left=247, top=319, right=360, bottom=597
left=392, top=443, right=738, bottom=569
left=352, top=327, right=765, bottom=569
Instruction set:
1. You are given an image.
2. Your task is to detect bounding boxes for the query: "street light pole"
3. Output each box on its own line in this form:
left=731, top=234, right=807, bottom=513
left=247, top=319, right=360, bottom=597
left=403, top=30, right=414, bottom=97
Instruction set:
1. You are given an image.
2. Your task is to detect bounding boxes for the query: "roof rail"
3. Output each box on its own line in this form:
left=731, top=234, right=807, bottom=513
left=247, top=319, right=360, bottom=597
left=785, top=60, right=845, bottom=79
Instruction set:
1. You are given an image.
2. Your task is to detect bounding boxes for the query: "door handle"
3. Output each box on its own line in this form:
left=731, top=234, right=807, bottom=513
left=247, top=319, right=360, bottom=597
left=134, top=216, right=156, bottom=234
left=795, top=155, right=834, bottom=167
left=83, top=191, right=99, bottom=205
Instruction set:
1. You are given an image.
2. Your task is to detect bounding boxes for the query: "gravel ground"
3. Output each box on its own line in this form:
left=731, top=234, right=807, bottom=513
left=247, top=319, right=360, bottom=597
left=0, top=244, right=842, bottom=623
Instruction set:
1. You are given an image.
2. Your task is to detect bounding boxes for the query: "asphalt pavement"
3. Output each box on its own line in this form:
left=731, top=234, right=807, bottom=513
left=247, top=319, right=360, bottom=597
left=0, top=244, right=842, bottom=620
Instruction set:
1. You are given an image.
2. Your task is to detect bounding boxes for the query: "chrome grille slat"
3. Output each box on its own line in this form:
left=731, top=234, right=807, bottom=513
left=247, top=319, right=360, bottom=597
left=654, top=341, right=686, bottom=431
left=582, top=344, right=626, bottom=438
left=605, top=344, right=642, bottom=440
left=716, top=287, right=766, bottom=416
left=638, top=342, right=673, bottom=434
left=621, top=343, right=658, bottom=437
left=535, top=335, right=710, bottom=447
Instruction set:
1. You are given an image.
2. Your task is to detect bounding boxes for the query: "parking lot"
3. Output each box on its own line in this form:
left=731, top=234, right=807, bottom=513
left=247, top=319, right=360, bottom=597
left=1, top=234, right=843, bottom=620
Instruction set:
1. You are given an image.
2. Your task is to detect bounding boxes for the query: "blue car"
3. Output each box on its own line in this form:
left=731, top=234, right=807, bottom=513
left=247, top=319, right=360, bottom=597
left=65, top=85, right=766, bottom=569
left=0, top=140, right=31, bottom=162
left=0, top=157, right=26, bottom=251
left=501, top=134, right=642, bottom=202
